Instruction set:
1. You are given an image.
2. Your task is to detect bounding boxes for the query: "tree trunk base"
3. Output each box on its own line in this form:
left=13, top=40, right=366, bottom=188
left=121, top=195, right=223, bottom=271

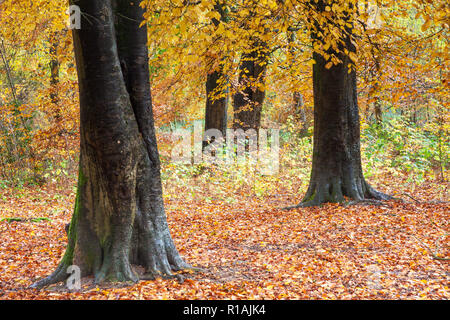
left=30, top=261, right=72, bottom=290
left=30, top=254, right=192, bottom=290
left=283, top=177, right=392, bottom=210
left=30, top=213, right=192, bottom=290
left=94, top=248, right=139, bottom=284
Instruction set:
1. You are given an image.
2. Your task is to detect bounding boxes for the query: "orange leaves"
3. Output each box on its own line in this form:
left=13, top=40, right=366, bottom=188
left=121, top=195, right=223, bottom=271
left=0, top=0, right=448, bottom=302
left=421, top=18, right=432, bottom=32
left=0, top=175, right=449, bottom=300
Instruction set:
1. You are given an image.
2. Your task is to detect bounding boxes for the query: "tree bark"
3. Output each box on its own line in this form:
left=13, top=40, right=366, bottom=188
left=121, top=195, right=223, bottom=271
left=49, top=32, right=60, bottom=107
left=288, top=30, right=309, bottom=136
left=49, top=31, right=65, bottom=137
left=232, top=40, right=268, bottom=131
left=204, top=2, right=229, bottom=146
left=293, top=87, right=309, bottom=137
left=31, top=0, right=188, bottom=289
left=370, top=54, right=382, bottom=125
left=205, top=70, right=228, bottom=140
left=296, top=0, right=391, bottom=207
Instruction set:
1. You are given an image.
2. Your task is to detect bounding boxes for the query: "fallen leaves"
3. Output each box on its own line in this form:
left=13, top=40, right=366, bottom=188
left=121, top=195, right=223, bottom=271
left=0, top=177, right=448, bottom=300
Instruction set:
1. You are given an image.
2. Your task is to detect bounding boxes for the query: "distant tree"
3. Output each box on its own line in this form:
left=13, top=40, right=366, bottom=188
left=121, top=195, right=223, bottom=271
left=288, top=30, right=309, bottom=136
left=233, top=39, right=268, bottom=132
left=289, top=0, right=391, bottom=207
left=204, top=1, right=229, bottom=147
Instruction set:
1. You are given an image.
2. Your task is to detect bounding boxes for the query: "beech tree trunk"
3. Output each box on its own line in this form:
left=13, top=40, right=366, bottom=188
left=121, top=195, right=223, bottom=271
left=205, top=70, right=228, bottom=140
left=293, top=90, right=309, bottom=137
left=370, top=53, right=382, bottom=125
left=233, top=40, right=268, bottom=131
left=288, top=31, right=309, bottom=136
left=49, top=32, right=60, bottom=107
left=31, top=0, right=188, bottom=289
left=49, top=32, right=65, bottom=137
left=204, top=1, right=228, bottom=144
left=297, top=1, right=391, bottom=207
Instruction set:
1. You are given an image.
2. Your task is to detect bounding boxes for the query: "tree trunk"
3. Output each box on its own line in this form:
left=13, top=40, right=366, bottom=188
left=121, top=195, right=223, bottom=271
left=288, top=30, right=309, bottom=136
left=371, top=54, right=382, bottom=126
left=31, top=0, right=188, bottom=289
left=232, top=40, right=268, bottom=131
left=49, top=33, right=60, bottom=106
left=374, top=99, right=382, bottom=125
left=204, top=2, right=229, bottom=146
left=297, top=1, right=391, bottom=207
left=49, top=31, right=65, bottom=137
left=205, top=69, right=228, bottom=141
left=293, top=90, right=309, bottom=137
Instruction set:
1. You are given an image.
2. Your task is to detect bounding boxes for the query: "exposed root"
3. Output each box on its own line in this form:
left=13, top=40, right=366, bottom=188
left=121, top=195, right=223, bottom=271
left=282, top=178, right=393, bottom=210
left=394, top=192, right=450, bottom=205
left=281, top=204, right=302, bottom=211
left=365, top=184, right=393, bottom=201
left=139, top=257, right=201, bottom=284
left=30, top=262, right=70, bottom=290
left=95, top=250, right=139, bottom=284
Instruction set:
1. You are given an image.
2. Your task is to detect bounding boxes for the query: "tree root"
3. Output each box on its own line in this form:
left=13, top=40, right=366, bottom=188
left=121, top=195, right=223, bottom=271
left=29, top=262, right=70, bottom=290
left=281, top=200, right=323, bottom=210
left=281, top=179, right=393, bottom=210
left=395, top=192, right=449, bottom=205
left=95, top=259, right=139, bottom=284
left=281, top=203, right=305, bottom=211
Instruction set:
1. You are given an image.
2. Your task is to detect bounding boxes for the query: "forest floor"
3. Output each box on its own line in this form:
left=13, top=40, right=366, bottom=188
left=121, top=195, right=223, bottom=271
left=0, top=174, right=448, bottom=299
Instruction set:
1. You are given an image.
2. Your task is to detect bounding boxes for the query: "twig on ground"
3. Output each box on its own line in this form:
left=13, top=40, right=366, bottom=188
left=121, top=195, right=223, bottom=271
left=411, top=233, right=450, bottom=262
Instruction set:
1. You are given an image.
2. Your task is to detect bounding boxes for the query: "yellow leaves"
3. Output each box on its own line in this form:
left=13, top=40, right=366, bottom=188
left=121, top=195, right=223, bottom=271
left=267, top=0, right=279, bottom=11
left=421, top=18, right=432, bottom=32
left=348, top=51, right=357, bottom=63
left=179, top=19, right=188, bottom=35
left=205, top=10, right=221, bottom=22
left=239, top=8, right=250, bottom=18
left=256, top=82, right=266, bottom=92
